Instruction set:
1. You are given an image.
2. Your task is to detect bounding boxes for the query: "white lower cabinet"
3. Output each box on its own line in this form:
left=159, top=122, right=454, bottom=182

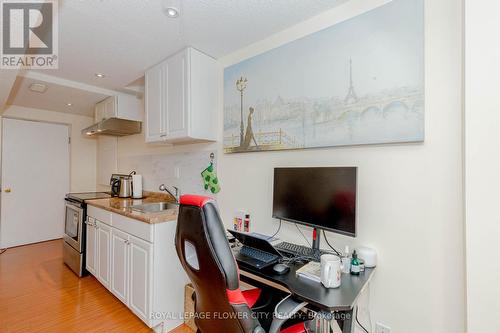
left=111, top=228, right=129, bottom=304
left=129, top=235, right=153, bottom=323
left=96, top=221, right=111, bottom=288
left=85, top=217, right=97, bottom=275
left=86, top=207, right=187, bottom=332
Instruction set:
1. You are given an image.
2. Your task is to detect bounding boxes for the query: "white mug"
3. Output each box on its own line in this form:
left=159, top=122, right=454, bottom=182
left=320, top=254, right=342, bottom=288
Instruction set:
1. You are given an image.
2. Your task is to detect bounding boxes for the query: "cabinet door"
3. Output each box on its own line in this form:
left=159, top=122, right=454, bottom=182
left=145, top=63, right=165, bottom=142
left=111, top=228, right=129, bottom=304
left=165, top=50, right=188, bottom=139
left=103, top=96, right=117, bottom=119
left=129, top=235, right=153, bottom=324
left=95, top=101, right=105, bottom=122
left=85, top=217, right=97, bottom=275
left=96, top=221, right=111, bottom=288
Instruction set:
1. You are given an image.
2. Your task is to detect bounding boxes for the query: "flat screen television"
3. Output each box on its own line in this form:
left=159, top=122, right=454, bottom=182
left=272, top=167, right=357, bottom=237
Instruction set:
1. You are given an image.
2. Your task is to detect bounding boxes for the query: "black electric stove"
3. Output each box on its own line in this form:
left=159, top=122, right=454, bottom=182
left=66, top=192, right=112, bottom=203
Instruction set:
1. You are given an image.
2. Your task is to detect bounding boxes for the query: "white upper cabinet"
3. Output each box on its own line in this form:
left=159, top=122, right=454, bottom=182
left=145, top=62, right=165, bottom=142
left=165, top=50, right=188, bottom=139
left=145, top=47, right=219, bottom=143
left=94, top=94, right=142, bottom=123
left=94, top=101, right=105, bottom=123
left=103, top=96, right=116, bottom=120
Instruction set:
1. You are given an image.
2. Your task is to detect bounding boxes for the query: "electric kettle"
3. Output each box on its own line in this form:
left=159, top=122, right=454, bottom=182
left=110, top=171, right=135, bottom=198
left=118, top=177, right=133, bottom=198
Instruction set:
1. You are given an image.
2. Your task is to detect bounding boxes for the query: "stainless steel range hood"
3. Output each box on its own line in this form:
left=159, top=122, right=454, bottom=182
left=82, top=118, right=142, bottom=137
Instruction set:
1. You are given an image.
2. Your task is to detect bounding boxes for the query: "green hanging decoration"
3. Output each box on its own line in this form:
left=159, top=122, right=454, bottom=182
left=201, top=153, right=220, bottom=194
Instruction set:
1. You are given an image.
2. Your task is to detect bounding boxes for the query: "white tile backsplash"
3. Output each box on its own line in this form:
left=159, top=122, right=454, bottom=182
left=118, top=151, right=218, bottom=197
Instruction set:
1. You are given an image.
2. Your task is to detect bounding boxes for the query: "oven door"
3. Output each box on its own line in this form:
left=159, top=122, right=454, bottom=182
left=63, top=202, right=84, bottom=252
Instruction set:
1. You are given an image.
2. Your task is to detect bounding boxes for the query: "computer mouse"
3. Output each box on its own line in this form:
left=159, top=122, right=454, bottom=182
left=272, top=263, right=290, bottom=275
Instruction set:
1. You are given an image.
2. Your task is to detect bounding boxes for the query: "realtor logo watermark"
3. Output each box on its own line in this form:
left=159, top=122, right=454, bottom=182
left=1, top=0, right=58, bottom=69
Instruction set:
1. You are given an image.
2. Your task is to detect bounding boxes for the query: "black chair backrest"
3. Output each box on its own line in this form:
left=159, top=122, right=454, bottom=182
left=175, top=195, right=260, bottom=333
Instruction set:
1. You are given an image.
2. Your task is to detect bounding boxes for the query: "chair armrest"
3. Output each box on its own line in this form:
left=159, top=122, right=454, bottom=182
left=253, top=326, right=266, bottom=333
left=268, top=295, right=308, bottom=333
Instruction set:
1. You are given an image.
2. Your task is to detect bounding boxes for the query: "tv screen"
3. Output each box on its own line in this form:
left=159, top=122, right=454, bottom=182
left=272, top=167, right=357, bottom=237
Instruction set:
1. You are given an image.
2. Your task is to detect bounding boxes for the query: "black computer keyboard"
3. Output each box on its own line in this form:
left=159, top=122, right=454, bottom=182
left=275, top=242, right=331, bottom=262
left=240, top=246, right=278, bottom=263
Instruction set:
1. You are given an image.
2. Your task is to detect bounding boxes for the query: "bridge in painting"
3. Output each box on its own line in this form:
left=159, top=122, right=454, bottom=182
left=313, top=91, right=423, bottom=125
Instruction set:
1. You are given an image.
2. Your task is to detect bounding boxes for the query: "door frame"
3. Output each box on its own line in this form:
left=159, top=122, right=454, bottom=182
left=0, top=116, right=72, bottom=248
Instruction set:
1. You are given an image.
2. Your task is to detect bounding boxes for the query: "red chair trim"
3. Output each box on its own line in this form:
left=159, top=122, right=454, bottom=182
left=180, top=195, right=213, bottom=208
left=226, top=288, right=248, bottom=305
left=280, top=322, right=307, bottom=333
left=241, top=288, right=261, bottom=308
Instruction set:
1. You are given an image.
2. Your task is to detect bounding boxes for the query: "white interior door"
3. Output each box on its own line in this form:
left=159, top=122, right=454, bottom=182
left=0, top=118, right=70, bottom=248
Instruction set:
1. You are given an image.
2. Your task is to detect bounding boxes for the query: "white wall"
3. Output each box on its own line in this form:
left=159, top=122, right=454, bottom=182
left=116, top=131, right=219, bottom=194
left=117, top=146, right=219, bottom=196
left=464, top=1, right=500, bottom=331
left=217, top=0, right=464, bottom=332
left=114, top=0, right=465, bottom=331
left=2, top=105, right=97, bottom=192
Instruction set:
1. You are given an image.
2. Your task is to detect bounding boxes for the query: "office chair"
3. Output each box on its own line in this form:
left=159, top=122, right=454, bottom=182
left=175, top=195, right=311, bottom=333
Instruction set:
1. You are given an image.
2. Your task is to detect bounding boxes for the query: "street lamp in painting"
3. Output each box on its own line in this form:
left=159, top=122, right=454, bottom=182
left=236, top=76, right=248, bottom=146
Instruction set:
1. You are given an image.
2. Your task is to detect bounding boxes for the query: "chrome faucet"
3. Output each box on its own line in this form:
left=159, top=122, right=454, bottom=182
left=159, top=184, right=180, bottom=203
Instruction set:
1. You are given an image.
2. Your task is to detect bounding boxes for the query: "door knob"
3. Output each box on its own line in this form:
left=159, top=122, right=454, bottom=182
left=4, top=188, right=11, bottom=193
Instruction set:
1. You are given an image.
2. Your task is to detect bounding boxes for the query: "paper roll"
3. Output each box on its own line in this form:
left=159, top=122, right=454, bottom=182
left=132, top=174, right=143, bottom=198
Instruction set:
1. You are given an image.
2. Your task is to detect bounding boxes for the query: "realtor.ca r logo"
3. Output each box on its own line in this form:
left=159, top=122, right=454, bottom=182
left=1, top=0, right=58, bottom=69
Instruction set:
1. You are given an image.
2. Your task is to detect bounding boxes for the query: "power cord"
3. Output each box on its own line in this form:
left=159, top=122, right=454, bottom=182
left=356, top=305, right=370, bottom=333
left=267, top=219, right=282, bottom=240
left=295, top=224, right=311, bottom=247
left=0, top=249, right=6, bottom=255
left=280, top=255, right=313, bottom=265
left=322, top=230, right=341, bottom=256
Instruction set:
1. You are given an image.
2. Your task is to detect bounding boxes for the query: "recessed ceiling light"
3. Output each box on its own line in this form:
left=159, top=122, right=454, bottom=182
left=29, top=83, right=47, bottom=93
left=66, top=103, right=72, bottom=106
left=165, top=7, right=179, bottom=18
left=163, top=0, right=180, bottom=18
left=95, top=73, right=105, bottom=78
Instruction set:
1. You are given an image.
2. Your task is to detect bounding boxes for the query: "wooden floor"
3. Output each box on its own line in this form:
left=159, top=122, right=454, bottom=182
left=169, top=325, right=195, bottom=333
left=0, top=239, right=194, bottom=333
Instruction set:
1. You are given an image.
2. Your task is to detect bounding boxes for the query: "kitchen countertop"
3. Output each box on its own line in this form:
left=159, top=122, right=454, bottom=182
left=85, top=191, right=178, bottom=224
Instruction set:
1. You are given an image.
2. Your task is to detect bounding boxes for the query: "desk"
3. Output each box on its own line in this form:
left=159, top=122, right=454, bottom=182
left=236, top=260, right=375, bottom=333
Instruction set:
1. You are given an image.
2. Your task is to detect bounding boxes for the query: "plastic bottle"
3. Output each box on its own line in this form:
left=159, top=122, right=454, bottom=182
left=350, top=250, right=360, bottom=275
left=341, top=245, right=351, bottom=274
left=244, top=214, right=250, bottom=232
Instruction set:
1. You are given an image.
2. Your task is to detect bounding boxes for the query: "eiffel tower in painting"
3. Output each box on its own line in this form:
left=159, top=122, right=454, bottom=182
left=344, top=58, right=358, bottom=105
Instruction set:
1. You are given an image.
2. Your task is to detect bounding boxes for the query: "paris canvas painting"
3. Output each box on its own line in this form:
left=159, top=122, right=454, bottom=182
left=223, top=0, right=424, bottom=153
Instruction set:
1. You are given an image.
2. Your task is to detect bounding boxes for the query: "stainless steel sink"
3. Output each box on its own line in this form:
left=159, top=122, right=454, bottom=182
left=131, top=202, right=178, bottom=213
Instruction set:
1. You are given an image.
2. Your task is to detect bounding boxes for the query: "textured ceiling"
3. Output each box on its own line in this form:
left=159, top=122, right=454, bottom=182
left=7, top=76, right=109, bottom=117
left=0, top=70, right=18, bottom=112
left=36, top=0, right=346, bottom=91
